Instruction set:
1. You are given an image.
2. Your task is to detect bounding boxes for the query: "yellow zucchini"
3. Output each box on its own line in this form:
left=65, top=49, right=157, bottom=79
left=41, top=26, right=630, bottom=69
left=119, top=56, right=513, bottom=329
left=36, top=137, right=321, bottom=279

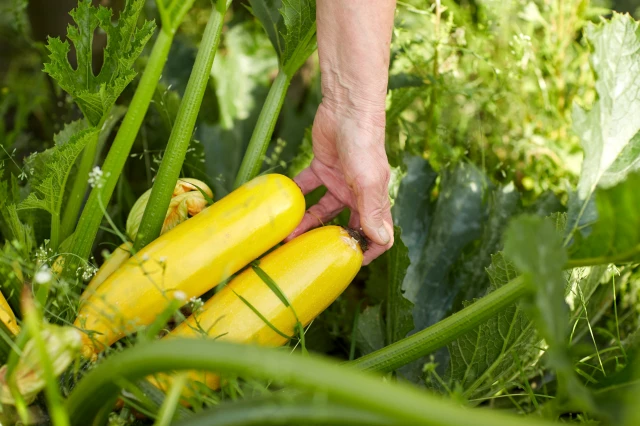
left=74, top=174, right=305, bottom=357
left=158, top=225, right=363, bottom=391
left=79, top=178, right=213, bottom=305
left=0, top=291, right=20, bottom=336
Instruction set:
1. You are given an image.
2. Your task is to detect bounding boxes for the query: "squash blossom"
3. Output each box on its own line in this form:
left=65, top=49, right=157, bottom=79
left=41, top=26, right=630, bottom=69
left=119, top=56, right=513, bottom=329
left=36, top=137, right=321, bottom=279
left=126, top=178, right=213, bottom=241
left=0, top=325, right=82, bottom=405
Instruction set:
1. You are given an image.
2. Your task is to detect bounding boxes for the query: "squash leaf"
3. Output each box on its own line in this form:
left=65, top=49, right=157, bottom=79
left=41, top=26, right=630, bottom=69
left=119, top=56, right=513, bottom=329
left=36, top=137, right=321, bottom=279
left=505, top=215, right=594, bottom=412
left=568, top=171, right=640, bottom=265
left=248, top=0, right=317, bottom=75
left=17, top=127, right=99, bottom=220
left=43, top=0, right=155, bottom=126
left=567, top=14, right=640, bottom=245
left=446, top=253, right=539, bottom=400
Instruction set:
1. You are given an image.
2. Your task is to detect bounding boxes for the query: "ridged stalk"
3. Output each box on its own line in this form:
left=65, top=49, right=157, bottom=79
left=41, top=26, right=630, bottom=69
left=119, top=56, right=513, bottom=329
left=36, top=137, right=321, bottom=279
left=233, top=71, right=291, bottom=188
left=349, top=276, right=527, bottom=372
left=133, top=0, right=229, bottom=251
left=65, top=339, right=556, bottom=426
left=68, top=29, right=174, bottom=264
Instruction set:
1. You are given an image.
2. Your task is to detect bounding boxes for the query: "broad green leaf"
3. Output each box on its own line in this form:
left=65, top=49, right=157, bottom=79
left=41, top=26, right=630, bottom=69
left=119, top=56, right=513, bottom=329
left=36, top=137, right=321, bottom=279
left=280, top=0, right=316, bottom=71
left=385, top=227, right=414, bottom=345
left=388, top=156, right=533, bottom=383
left=247, top=0, right=284, bottom=57
left=447, top=253, right=538, bottom=400
left=568, top=171, right=640, bottom=265
left=43, top=0, right=155, bottom=126
left=249, top=0, right=317, bottom=75
left=568, top=14, right=640, bottom=241
left=402, top=162, right=489, bottom=333
left=504, top=215, right=593, bottom=411
left=17, top=127, right=99, bottom=218
left=0, top=172, right=34, bottom=255
left=355, top=304, right=385, bottom=356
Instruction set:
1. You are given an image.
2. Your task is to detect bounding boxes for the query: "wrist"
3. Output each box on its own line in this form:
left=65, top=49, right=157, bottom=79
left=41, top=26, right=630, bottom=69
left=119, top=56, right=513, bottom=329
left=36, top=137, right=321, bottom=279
left=320, top=67, right=388, bottom=116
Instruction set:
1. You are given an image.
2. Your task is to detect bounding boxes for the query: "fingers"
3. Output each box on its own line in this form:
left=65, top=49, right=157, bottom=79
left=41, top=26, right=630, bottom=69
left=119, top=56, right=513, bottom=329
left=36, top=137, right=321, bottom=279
left=285, top=192, right=345, bottom=242
left=294, top=167, right=323, bottom=195
left=353, top=168, right=393, bottom=247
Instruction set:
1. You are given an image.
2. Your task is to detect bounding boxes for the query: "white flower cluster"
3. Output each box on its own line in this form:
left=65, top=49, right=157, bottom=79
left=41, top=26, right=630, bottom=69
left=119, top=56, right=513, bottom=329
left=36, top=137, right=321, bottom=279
left=189, top=296, right=204, bottom=311
left=88, top=166, right=110, bottom=189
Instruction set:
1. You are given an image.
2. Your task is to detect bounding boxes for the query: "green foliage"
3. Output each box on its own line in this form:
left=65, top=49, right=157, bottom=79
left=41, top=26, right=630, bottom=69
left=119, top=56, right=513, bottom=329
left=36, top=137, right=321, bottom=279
left=43, top=0, right=155, bottom=126
left=248, top=0, right=317, bottom=73
left=17, top=127, right=98, bottom=248
left=568, top=171, right=640, bottom=265
left=446, top=253, right=538, bottom=401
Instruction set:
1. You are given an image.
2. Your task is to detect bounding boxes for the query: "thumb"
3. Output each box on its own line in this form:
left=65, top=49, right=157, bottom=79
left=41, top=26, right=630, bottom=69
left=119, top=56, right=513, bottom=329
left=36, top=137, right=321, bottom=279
left=354, top=176, right=393, bottom=246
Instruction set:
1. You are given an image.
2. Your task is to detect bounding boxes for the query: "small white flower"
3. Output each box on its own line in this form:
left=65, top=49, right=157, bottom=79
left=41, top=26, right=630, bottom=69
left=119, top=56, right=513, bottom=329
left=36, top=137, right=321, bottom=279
left=189, top=296, right=204, bottom=311
left=34, top=266, right=52, bottom=284
left=141, top=254, right=150, bottom=261
left=88, top=166, right=106, bottom=189
left=158, top=256, right=167, bottom=263
left=174, top=291, right=187, bottom=302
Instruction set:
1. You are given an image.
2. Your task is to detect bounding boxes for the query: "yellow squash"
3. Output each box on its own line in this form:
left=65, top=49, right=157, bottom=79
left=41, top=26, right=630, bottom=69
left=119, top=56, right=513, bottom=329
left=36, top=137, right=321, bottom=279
left=159, top=225, right=363, bottom=391
left=75, top=174, right=305, bottom=356
left=0, top=291, right=19, bottom=336
left=79, top=178, right=213, bottom=304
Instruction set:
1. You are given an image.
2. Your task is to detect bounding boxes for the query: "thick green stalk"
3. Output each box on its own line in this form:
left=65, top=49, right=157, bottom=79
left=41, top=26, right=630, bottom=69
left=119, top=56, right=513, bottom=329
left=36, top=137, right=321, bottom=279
left=133, top=1, right=228, bottom=251
left=175, top=399, right=391, bottom=426
left=50, top=212, right=60, bottom=253
left=349, top=276, right=528, bottom=372
left=233, top=71, right=291, bottom=188
left=68, top=30, right=173, bottom=263
left=60, top=130, right=100, bottom=242
left=24, top=304, right=69, bottom=426
left=65, top=339, right=556, bottom=426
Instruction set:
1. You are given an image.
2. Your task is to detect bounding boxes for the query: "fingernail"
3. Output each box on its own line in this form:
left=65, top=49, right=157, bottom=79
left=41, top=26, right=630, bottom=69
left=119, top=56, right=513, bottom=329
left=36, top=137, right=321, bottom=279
left=377, top=226, right=390, bottom=244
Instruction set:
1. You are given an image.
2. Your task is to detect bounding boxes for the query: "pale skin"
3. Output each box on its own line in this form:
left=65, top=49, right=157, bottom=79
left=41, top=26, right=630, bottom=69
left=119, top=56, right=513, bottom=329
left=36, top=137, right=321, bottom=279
left=287, top=0, right=397, bottom=265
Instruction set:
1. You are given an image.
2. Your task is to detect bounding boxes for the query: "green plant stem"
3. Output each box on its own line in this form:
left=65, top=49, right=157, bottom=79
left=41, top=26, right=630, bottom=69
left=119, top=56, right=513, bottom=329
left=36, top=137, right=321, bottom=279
left=68, top=30, right=174, bottom=264
left=154, top=373, right=188, bottom=426
left=133, top=1, right=228, bottom=252
left=24, top=305, right=69, bottom=426
left=349, top=276, right=527, bottom=372
left=174, top=399, right=391, bottom=426
left=60, top=129, right=100, bottom=243
left=233, top=71, right=291, bottom=188
left=65, top=339, right=555, bottom=426
left=50, top=212, right=60, bottom=253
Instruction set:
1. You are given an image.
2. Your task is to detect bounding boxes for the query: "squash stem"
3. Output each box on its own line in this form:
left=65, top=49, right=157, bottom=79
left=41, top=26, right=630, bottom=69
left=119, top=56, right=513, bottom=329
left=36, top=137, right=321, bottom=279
left=233, top=70, right=292, bottom=189
left=349, top=275, right=528, bottom=372
left=65, top=339, right=556, bottom=426
left=60, top=129, right=100, bottom=243
left=133, top=1, right=229, bottom=252
left=68, top=29, right=174, bottom=265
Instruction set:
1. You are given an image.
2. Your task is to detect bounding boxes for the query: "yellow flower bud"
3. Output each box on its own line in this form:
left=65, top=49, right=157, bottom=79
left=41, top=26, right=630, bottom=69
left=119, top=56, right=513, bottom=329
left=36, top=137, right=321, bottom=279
left=0, top=325, right=82, bottom=405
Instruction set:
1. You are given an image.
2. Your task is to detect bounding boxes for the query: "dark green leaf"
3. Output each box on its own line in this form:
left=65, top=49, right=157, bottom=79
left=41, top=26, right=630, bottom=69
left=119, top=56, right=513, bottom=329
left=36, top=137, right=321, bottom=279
left=247, top=0, right=284, bottom=58
left=568, top=171, right=640, bottom=266
left=504, top=215, right=593, bottom=411
left=446, top=253, right=538, bottom=400
left=250, top=0, right=317, bottom=74
left=17, top=127, right=99, bottom=217
left=43, top=0, right=155, bottom=126
left=385, top=227, right=413, bottom=345
left=355, top=304, right=385, bottom=357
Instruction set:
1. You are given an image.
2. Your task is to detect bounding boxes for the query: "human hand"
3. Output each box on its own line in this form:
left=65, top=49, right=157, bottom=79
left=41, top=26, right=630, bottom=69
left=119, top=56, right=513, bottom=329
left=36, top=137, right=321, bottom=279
left=287, top=101, right=394, bottom=265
